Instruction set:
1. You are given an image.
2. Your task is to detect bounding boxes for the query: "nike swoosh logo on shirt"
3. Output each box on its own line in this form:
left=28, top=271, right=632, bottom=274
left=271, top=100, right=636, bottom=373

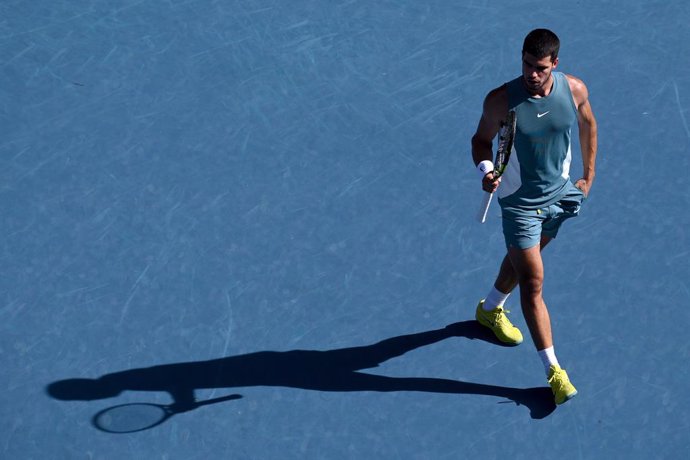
left=537, top=111, right=550, bottom=118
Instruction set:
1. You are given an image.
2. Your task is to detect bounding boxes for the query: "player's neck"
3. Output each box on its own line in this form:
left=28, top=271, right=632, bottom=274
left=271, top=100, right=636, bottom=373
left=525, top=75, right=555, bottom=98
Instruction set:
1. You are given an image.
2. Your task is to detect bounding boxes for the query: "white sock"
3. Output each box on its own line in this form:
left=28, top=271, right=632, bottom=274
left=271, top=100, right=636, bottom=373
left=538, top=346, right=560, bottom=376
left=482, top=286, right=510, bottom=311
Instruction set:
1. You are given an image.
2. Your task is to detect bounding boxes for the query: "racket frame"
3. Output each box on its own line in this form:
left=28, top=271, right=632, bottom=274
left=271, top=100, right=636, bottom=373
left=477, top=110, right=517, bottom=223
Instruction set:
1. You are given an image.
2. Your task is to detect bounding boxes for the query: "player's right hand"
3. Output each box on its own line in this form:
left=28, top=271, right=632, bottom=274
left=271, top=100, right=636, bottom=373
left=482, top=172, right=501, bottom=193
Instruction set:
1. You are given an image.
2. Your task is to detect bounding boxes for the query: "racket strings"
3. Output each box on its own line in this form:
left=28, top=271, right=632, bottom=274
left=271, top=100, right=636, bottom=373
left=494, top=111, right=516, bottom=178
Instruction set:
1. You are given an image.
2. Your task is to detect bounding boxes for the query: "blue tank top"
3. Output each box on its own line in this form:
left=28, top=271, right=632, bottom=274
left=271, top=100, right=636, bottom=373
left=498, top=72, right=578, bottom=209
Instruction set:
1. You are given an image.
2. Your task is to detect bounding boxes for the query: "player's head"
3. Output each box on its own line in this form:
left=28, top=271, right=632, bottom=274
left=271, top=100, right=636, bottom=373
left=521, top=29, right=560, bottom=94
left=522, top=28, right=560, bottom=62
left=46, top=378, right=120, bottom=401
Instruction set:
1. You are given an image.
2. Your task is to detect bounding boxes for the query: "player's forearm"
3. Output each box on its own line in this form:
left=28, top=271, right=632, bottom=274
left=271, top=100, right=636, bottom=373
left=471, top=135, right=493, bottom=166
left=578, top=119, right=597, bottom=181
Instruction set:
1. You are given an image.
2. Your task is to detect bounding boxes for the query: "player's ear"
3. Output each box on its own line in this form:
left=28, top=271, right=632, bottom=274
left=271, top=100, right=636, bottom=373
left=552, top=57, right=559, bottom=68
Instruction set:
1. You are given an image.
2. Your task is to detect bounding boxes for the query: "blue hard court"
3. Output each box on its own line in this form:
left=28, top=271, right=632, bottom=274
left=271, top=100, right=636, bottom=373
left=1, top=1, right=689, bottom=458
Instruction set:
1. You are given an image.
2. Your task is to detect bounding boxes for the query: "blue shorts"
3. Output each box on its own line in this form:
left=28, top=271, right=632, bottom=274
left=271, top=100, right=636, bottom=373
left=500, top=182, right=586, bottom=250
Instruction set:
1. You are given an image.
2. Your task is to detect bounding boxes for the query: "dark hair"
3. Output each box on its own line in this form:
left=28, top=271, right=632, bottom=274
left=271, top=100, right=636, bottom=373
left=522, top=29, right=560, bottom=61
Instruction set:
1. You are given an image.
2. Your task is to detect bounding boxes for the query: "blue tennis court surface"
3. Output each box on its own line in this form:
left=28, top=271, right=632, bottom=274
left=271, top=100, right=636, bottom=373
left=2, top=0, right=689, bottom=458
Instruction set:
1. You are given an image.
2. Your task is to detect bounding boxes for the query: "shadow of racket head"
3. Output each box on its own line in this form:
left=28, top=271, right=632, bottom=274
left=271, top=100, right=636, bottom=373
left=92, top=394, right=242, bottom=433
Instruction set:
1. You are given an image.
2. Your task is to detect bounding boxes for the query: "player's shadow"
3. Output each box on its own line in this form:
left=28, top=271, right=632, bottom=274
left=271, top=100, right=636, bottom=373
left=46, top=321, right=556, bottom=423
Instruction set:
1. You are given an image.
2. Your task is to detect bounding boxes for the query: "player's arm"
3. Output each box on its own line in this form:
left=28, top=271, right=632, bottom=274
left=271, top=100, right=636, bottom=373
left=568, top=75, right=597, bottom=197
left=471, top=86, right=508, bottom=193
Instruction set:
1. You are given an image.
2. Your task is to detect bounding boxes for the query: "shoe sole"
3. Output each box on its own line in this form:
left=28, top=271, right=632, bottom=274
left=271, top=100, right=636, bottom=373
left=556, top=389, right=578, bottom=405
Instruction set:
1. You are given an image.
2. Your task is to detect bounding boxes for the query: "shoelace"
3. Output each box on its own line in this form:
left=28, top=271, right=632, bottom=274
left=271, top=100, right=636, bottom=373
left=491, top=307, right=512, bottom=325
left=548, top=369, right=566, bottom=389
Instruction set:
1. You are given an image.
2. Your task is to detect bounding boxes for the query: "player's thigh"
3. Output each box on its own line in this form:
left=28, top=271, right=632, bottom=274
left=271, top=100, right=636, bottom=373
left=506, top=243, right=545, bottom=289
left=501, top=207, right=544, bottom=250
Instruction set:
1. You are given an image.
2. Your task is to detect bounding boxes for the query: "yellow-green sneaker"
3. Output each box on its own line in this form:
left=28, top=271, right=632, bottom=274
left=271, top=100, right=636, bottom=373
left=547, top=364, right=578, bottom=405
left=475, top=300, right=523, bottom=345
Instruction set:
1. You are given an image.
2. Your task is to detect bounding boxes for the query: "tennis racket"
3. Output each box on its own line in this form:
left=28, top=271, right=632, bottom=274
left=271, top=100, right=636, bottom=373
left=477, top=110, right=517, bottom=223
left=92, top=393, right=242, bottom=433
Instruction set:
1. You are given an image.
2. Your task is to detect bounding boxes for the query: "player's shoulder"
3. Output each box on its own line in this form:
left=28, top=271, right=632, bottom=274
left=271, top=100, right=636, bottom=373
left=483, top=84, right=509, bottom=117
left=563, top=74, right=590, bottom=108
left=564, top=74, right=589, bottom=98
left=485, top=83, right=508, bottom=103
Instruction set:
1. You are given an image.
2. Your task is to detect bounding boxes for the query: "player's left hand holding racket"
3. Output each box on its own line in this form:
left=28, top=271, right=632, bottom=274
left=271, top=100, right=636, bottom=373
left=477, top=110, right=517, bottom=223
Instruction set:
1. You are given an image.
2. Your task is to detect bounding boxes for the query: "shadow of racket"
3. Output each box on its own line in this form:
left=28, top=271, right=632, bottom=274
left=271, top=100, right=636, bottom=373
left=92, top=393, right=242, bottom=433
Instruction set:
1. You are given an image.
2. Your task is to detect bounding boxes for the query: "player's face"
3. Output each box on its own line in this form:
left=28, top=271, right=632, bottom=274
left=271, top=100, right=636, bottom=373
left=522, top=52, right=558, bottom=95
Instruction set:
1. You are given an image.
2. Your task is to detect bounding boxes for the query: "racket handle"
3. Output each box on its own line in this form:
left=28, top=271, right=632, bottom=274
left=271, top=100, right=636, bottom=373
left=477, top=192, right=494, bottom=223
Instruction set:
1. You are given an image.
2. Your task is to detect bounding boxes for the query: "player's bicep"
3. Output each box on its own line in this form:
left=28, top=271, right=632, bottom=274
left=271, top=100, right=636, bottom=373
left=473, top=92, right=504, bottom=145
left=568, top=75, right=595, bottom=126
left=473, top=113, right=498, bottom=147
left=576, top=97, right=597, bottom=134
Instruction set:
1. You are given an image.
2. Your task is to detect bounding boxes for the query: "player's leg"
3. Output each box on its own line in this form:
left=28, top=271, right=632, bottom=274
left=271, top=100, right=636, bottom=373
left=506, top=243, right=551, bottom=350
left=507, top=241, right=577, bottom=404
left=493, top=235, right=552, bottom=296
left=479, top=234, right=552, bottom=336
left=475, top=210, right=549, bottom=345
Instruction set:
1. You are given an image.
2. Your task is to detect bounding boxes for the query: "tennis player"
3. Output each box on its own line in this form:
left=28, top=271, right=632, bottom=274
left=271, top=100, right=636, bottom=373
left=470, top=29, right=598, bottom=404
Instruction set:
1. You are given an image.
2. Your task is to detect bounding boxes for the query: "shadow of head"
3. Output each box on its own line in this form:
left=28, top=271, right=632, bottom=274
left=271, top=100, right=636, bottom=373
left=46, top=378, right=120, bottom=401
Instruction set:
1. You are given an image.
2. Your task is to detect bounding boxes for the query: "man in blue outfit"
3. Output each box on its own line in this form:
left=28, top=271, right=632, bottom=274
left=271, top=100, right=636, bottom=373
left=471, top=29, right=598, bottom=405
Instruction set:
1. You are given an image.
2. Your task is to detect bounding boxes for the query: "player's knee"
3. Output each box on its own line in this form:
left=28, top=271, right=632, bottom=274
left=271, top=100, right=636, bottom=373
left=519, top=276, right=543, bottom=297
